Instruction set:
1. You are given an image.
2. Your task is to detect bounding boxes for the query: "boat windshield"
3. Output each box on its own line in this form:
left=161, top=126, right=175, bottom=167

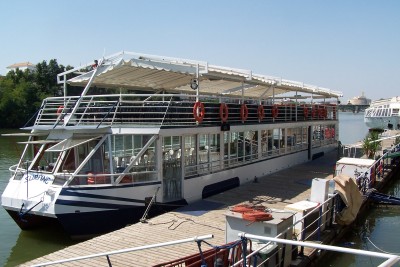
left=51, top=134, right=158, bottom=186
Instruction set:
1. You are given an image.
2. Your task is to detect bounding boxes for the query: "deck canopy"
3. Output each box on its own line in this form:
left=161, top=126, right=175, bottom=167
left=59, top=51, right=342, bottom=101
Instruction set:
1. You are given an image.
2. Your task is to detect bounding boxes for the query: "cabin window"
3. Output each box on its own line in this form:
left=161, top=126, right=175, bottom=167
left=228, top=132, right=240, bottom=165
left=312, top=125, right=322, bottom=147
left=162, top=135, right=182, bottom=199
left=198, top=134, right=218, bottom=172
left=30, top=143, right=59, bottom=173
left=302, top=127, right=308, bottom=149
left=244, top=131, right=257, bottom=161
left=261, top=130, right=268, bottom=157
left=184, top=135, right=196, bottom=165
left=272, top=128, right=283, bottom=153
left=111, top=134, right=157, bottom=184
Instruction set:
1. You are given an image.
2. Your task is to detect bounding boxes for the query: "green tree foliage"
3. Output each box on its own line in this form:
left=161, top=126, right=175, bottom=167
left=0, top=59, right=73, bottom=128
left=362, top=131, right=381, bottom=159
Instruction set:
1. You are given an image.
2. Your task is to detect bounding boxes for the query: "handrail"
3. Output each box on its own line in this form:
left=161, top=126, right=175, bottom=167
left=30, top=234, right=214, bottom=267
left=238, top=233, right=400, bottom=267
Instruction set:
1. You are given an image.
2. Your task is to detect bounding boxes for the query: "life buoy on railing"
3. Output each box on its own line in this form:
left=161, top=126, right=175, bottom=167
left=219, top=103, right=229, bottom=123
left=303, top=106, right=309, bottom=119
left=87, top=172, right=95, bottom=184
left=193, top=101, right=205, bottom=123
left=324, top=128, right=331, bottom=139
left=318, top=107, right=326, bottom=118
left=312, top=106, right=317, bottom=118
left=271, top=105, right=278, bottom=118
left=257, top=105, right=265, bottom=121
left=240, top=104, right=248, bottom=122
left=57, top=105, right=64, bottom=115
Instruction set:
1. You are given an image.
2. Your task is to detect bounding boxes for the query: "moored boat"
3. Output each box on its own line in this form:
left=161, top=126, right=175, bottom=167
left=1, top=51, right=342, bottom=238
left=364, top=97, right=400, bottom=130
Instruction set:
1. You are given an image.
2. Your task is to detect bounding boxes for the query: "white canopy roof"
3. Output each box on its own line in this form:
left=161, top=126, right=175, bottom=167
left=59, top=51, right=342, bottom=100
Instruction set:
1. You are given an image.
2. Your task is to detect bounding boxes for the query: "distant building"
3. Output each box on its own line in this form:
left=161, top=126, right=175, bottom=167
left=6, top=62, right=36, bottom=72
left=347, top=92, right=371, bottom=105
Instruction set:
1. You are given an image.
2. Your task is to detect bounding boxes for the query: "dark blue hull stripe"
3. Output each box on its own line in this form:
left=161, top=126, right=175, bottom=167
left=55, top=200, right=141, bottom=209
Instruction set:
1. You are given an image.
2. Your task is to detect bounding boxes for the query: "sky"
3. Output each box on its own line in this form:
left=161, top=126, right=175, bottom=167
left=1, top=0, right=399, bottom=102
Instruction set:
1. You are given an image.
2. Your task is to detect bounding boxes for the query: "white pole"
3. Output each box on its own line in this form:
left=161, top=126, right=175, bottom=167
left=64, top=59, right=103, bottom=125
left=235, top=233, right=400, bottom=267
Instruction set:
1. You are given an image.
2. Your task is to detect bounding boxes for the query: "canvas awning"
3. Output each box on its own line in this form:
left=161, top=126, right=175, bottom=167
left=60, top=51, right=343, bottom=100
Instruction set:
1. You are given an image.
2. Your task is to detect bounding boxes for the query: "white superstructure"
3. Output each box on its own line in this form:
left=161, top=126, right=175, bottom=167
left=364, top=97, right=400, bottom=130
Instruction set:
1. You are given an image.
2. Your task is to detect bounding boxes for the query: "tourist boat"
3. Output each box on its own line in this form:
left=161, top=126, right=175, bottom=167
left=1, top=51, right=342, bottom=238
left=364, top=97, right=400, bottom=130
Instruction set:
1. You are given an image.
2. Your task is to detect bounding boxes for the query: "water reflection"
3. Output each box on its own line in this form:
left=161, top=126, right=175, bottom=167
left=5, top=225, right=77, bottom=267
left=327, top=178, right=400, bottom=267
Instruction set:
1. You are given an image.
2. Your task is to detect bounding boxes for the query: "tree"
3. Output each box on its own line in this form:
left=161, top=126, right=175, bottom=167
left=362, top=131, right=381, bottom=159
left=0, top=59, right=74, bottom=128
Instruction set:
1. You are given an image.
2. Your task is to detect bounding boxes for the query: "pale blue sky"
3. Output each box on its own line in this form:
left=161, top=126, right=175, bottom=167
left=1, top=0, right=399, bottom=101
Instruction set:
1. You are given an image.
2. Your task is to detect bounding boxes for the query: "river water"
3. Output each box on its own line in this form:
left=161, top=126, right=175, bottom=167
left=0, top=112, right=397, bottom=266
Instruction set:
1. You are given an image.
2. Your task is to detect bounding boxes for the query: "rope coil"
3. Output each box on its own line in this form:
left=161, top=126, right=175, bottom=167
left=230, top=204, right=273, bottom=222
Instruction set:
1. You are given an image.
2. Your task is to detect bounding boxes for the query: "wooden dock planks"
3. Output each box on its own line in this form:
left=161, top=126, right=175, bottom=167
left=21, top=149, right=345, bottom=267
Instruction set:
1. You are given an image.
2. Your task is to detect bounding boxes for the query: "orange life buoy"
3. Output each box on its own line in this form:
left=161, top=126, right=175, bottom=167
left=271, top=105, right=278, bottom=118
left=193, top=101, right=205, bottom=123
left=219, top=103, right=229, bottom=123
left=318, top=108, right=323, bottom=118
left=303, top=106, right=309, bottom=118
left=324, top=128, right=331, bottom=139
left=312, top=107, right=317, bottom=118
left=57, top=105, right=64, bottom=115
left=87, top=172, right=95, bottom=184
left=257, top=105, right=265, bottom=121
left=240, top=104, right=248, bottom=122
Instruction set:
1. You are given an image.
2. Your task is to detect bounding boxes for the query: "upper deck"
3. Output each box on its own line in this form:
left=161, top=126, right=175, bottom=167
left=29, top=94, right=339, bottom=130
left=26, top=51, right=343, bottom=130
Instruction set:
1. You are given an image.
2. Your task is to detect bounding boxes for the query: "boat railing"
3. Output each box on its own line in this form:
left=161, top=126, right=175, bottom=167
left=355, top=143, right=400, bottom=194
left=236, top=232, right=400, bottom=267
left=30, top=94, right=338, bottom=128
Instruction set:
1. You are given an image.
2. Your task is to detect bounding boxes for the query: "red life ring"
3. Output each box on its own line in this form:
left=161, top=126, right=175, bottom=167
left=240, top=104, right=248, bottom=122
left=271, top=105, right=278, bottom=118
left=318, top=108, right=324, bottom=118
left=257, top=105, right=265, bottom=121
left=57, top=105, right=64, bottom=115
left=303, top=106, right=309, bottom=118
left=219, top=103, right=229, bottom=123
left=312, top=107, right=317, bottom=118
left=193, top=101, right=205, bottom=123
left=324, top=128, right=331, bottom=139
